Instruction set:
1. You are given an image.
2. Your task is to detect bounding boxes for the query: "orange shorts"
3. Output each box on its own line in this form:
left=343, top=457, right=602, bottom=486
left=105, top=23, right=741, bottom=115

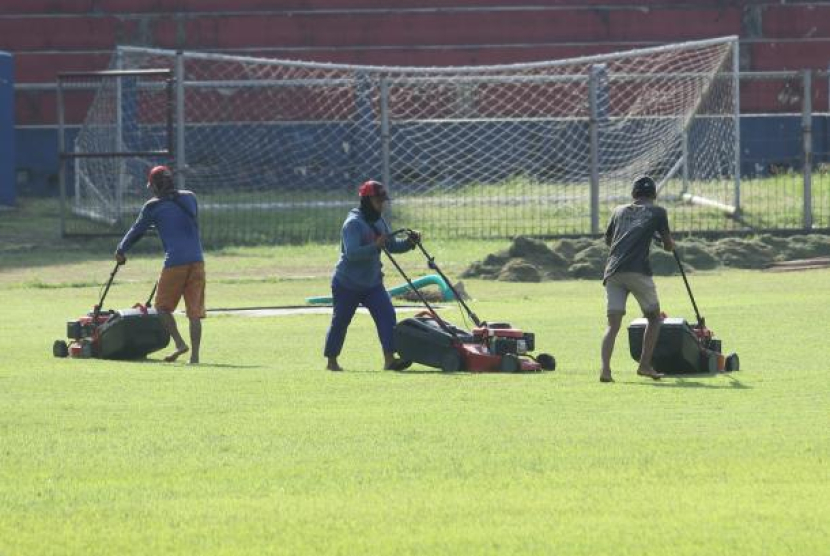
left=155, top=262, right=206, bottom=319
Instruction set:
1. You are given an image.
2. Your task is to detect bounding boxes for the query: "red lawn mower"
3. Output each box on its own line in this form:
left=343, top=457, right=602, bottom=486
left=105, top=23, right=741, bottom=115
left=53, top=263, right=170, bottom=360
left=385, top=229, right=556, bottom=373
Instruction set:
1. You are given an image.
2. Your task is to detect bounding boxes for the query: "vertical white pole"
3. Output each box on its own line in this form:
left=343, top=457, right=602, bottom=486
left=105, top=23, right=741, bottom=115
left=732, top=39, right=741, bottom=211
left=57, top=79, right=67, bottom=237
left=589, top=65, right=601, bottom=234
left=115, top=50, right=124, bottom=223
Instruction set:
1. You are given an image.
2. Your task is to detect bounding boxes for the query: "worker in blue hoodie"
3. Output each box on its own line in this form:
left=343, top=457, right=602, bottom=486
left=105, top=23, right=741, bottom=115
left=324, top=180, right=420, bottom=372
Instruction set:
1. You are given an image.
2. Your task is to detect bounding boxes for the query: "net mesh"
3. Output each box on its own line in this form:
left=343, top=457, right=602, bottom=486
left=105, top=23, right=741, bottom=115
left=69, top=38, right=738, bottom=243
left=63, top=70, right=172, bottom=227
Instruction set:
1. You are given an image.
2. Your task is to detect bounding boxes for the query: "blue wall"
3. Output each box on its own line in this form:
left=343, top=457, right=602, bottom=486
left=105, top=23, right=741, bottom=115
left=13, top=116, right=830, bottom=196
left=0, top=51, right=14, bottom=206
left=14, top=128, right=63, bottom=197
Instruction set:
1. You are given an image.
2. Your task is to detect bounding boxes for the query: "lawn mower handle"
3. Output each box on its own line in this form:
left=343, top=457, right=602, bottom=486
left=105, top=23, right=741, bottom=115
left=378, top=240, right=460, bottom=341
left=93, top=262, right=121, bottom=321
left=673, top=249, right=705, bottom=328
left=146, top=281, right=158, bottom=308
left=389, top=228, right=482, bottom=328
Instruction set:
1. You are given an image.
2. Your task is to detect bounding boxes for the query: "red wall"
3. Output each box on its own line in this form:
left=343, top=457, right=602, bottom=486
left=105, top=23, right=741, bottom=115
left=3, top=1, right=828, bottom=124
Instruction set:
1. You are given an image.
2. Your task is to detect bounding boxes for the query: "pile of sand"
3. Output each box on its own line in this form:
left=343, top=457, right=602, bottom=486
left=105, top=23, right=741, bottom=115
left=461, top=234, right=830, bottom=282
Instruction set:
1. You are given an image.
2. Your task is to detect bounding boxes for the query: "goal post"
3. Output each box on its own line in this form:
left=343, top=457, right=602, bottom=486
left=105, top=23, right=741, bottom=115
left=57, top=68, right=174, bottom=234
left=67, top=37, right=739, bottom=241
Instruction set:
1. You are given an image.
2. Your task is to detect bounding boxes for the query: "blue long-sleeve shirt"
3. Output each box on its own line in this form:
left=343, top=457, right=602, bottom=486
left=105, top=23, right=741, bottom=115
left=116, top=191, right=204, bottom=268
left=333, top=209, right=414, bottom=290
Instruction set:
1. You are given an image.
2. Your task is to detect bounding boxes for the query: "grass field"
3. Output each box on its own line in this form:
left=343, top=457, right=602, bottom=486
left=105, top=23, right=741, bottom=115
left=52, top=169, right=830, bottom=244
left=1, top=222, right=829, bottom=555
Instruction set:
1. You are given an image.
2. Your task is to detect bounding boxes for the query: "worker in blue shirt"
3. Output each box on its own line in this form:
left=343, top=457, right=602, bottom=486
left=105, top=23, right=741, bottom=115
left=115, top=165, right=205, bottom=364
left=324, top=180, right=420, bottom=372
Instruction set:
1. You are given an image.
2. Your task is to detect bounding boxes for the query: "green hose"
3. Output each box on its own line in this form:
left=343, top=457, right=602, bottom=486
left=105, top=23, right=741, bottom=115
left=306, top=274, right=454, bottom=304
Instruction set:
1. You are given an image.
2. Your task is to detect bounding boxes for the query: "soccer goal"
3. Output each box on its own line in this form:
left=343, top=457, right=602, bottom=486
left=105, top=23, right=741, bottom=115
left=58, top=68, right=174, bottom=234
left=65, top=37, right=739, bottom=242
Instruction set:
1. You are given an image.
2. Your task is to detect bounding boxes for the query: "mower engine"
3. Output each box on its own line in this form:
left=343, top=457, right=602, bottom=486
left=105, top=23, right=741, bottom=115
left=62, top=307, right=115, bottom=358
left=473, top=325, right=534, bottom=356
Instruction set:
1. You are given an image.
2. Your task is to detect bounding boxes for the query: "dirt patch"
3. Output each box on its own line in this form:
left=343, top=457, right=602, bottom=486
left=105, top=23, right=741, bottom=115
left=766, top=257, right=830, bottom=272
left=552, top=238, right=595, bottom=261
left=711, top=238, right=775, bottom=269
left=462, top=233, right=830, bottom=282
left=567, top=243, right=608, bottom=279
left=675, top=240, right=718, bottom=270
left=497, top=258, right=543, bottom=282
left=401, top=281, right=470, bottom=303
left=779, top=234, right=830, bottom=260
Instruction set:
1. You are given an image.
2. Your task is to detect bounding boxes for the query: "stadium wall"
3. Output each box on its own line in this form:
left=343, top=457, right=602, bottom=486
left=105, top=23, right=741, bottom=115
left=3, top=1, right=830, bottom=195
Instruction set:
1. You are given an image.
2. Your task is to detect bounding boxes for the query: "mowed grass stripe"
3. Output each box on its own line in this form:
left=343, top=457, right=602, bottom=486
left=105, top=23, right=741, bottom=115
left=1, top=247, right=829, bottom=555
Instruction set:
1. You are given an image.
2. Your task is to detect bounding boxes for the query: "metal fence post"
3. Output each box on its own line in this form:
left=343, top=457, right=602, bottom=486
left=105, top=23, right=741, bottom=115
left=57, top=79, right=66, bottom=237
left=175, top=51, right=186, bottom=190
left=588, top=65, right=601, bottom=234
left=802, top=69, right=813, bottom=230
left=733, top=40, right=742, bottom=212
left=115, top=50, right=124, bottom=223
left=380, top=77, right=391, bottom=193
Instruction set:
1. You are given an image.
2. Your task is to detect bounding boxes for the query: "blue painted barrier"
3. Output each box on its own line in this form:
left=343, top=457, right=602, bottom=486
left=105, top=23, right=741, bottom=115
left=0, top=51, right=14, bottom=206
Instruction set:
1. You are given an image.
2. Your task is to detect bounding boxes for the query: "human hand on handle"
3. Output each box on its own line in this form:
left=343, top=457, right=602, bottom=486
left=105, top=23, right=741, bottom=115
left=652, top=233, right=674, bottom=252
left=406, top=229, right=422, bottom=245
left=375, top=234, right=389, bottom=250
left=115, top=251, right=127, bottom=265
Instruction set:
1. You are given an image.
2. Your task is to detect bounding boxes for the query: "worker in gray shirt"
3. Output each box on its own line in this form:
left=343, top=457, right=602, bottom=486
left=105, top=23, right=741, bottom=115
left=600, top=176, right=674, bottom=382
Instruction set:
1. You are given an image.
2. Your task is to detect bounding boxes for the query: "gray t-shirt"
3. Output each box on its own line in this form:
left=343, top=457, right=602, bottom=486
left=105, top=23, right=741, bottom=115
left=603, top=202, right=670, bottom=282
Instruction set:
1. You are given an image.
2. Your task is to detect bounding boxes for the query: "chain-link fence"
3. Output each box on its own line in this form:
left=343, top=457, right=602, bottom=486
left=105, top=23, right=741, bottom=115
left=738, top=70, right=830, bottom=232
left=57, top=41, right=830, bottom=244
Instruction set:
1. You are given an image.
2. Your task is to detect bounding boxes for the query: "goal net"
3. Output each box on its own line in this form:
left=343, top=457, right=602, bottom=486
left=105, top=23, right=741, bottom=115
left=59, top=69, right=173, bottom=231
left=67, top=37, right=738, bottom=242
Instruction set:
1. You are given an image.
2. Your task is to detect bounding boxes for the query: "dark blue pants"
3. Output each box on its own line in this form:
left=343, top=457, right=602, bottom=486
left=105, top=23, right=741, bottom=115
left=324, top=279, right=397, bottom=357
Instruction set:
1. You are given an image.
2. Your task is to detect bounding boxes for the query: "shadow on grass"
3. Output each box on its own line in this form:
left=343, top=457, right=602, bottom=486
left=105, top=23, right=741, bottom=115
left=388, top=368, right=552, bottom=376
left=137, top=359, right=262, bottom=370
left=628, top=373, right=750, bottom=389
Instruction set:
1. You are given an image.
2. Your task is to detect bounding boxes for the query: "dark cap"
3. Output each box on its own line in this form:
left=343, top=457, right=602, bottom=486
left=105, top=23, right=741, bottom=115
left=632, top=175, right=657, bottom=199
left=358, top=180, right=390, bottom=200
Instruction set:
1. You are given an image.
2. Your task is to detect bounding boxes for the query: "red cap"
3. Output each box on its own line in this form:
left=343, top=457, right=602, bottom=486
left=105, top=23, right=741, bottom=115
left=148, top=165, right=172, bottom=182
left=146, top=165, right=174, bottom=192
left=358, top=180, right=390, bottom=200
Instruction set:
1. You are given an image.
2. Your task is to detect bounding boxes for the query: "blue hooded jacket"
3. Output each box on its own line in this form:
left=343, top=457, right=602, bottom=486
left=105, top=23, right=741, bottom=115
left=333, top=209, right=414, bottom=290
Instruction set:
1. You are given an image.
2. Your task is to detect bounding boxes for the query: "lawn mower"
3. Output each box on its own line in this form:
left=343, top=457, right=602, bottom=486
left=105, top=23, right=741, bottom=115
left=53, top=262, right=171, bottom=360
left=384, top=228, right=556, bottom=373
left=628, top=249, right=739, bottom=374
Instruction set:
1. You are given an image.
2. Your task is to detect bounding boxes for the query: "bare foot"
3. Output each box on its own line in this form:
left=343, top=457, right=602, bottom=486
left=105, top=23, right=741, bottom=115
left=600, top=371, right=614, bottom=383
left=164, top=345, right=189, bottom=363
left=326, top=363, right=343, bottom=372
left=637, top=367, right=664, bottom=380
left=188, top=357, right=199, bottom=365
